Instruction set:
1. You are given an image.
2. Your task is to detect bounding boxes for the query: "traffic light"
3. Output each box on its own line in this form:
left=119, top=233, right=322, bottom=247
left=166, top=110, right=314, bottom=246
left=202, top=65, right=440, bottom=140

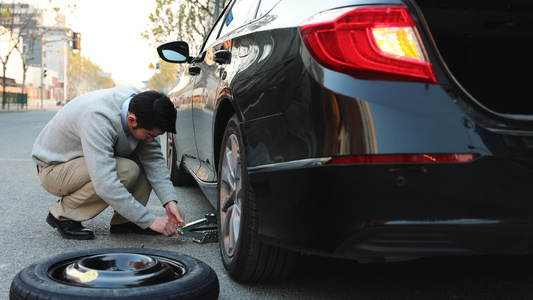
left=155, top=63, right=160, bottom=74
left=72, top=32, right=81, bottom=50
left=43, top=69, right=47, bottom=78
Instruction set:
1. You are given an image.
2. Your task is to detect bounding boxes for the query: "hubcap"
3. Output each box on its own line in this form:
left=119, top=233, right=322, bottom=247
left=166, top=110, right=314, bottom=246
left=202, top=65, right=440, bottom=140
left=219, top=134, right=242, bottom=258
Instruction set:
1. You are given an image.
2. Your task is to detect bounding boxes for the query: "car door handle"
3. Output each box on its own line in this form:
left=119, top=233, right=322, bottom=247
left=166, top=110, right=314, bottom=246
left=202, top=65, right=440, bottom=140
left=188, top=66, right=201, bottom=76
left=214, top=50, right=231, bottom=64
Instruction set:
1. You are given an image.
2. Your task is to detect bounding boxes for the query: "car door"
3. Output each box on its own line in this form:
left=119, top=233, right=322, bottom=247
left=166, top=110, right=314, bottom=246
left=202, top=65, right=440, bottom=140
left=191, top=0, right=260, bottom=182
left=167, top=60, right=201, bottom=176
left=190, top=46, right=222, bottom=182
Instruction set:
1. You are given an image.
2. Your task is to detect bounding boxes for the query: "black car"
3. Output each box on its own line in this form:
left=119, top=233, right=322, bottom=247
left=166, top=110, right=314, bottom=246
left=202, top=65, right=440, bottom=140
left=157, top=0, right=533, bottom=281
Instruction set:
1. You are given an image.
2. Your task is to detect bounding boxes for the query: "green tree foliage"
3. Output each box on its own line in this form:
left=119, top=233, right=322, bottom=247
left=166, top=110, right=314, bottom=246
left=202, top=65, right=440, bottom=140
left=142, top=0, right=227, bottom=53
left=67, top=50, right=114, bottom=99
left=147, top=60, right=180, bottom=93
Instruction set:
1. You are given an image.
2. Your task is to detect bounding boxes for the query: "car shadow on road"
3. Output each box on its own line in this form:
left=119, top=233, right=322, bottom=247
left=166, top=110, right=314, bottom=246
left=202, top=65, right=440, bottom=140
left=239, top=254, right=533, bottom=299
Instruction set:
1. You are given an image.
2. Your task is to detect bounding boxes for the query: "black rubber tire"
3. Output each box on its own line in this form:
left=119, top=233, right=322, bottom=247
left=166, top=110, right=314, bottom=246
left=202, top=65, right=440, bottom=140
left=167, top=133, right=195, bottom=186
left=217, top=115, right=297, bottom=282
left=10, top=248, right=219, bottom=300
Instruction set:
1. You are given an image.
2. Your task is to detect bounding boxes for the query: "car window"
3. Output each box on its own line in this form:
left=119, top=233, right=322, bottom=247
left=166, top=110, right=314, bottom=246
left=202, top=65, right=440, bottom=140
left=256, top=0, right=281, bottom=19
left=219, top=0, right=259, bottom=38
left=246, top=0, right=261, bottom=20
left=203, top=10, right=227, bottom=50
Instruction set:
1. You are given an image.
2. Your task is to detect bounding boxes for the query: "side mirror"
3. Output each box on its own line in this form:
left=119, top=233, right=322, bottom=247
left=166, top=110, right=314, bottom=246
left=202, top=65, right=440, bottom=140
left=157, top=41, right=190, bottom=63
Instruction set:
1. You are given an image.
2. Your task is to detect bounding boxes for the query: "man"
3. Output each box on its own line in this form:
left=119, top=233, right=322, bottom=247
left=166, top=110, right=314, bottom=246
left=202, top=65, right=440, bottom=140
left=32, top=86, right=185, bottom=240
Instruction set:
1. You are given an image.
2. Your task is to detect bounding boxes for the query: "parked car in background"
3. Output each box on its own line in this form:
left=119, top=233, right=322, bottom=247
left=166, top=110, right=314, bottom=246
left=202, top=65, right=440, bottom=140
left=157, top=0, right=533, bottom=281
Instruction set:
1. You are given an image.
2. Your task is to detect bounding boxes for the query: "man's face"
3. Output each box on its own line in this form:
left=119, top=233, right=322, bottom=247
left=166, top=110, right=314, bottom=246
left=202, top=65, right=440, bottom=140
left=131, top=127, right=164, bottom=143
left=127, top=113, right=164, bottom=143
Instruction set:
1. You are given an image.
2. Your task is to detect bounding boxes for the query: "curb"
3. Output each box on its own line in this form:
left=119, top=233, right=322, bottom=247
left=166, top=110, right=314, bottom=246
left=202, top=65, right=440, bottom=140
left=0, top=107, right=60, bottom=113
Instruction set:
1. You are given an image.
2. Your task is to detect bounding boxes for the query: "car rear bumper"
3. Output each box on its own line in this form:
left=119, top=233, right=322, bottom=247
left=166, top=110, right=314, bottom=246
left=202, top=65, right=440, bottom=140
left=248, top=156, right=533, bottom=259
left=336, top=222, right=533, bottom=261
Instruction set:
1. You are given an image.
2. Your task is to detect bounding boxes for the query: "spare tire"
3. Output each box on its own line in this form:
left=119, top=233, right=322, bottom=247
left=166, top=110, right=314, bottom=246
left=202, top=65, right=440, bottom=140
left=10, top=248, right=219, bottom=300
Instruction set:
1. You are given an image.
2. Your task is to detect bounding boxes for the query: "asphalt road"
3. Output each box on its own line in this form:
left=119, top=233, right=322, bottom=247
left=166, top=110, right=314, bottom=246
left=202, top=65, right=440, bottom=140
left=2, top=109, right=533, bottom=299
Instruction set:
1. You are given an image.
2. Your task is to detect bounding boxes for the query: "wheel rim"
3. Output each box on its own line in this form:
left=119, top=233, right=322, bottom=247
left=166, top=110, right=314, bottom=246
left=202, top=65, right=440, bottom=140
left=47, top=253, right=186, bottom=288
left=219, top=133, right=242, bottom=258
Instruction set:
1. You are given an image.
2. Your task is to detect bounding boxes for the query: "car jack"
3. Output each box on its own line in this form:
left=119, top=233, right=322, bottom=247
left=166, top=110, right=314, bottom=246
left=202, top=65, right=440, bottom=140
left=177, top=213, right=218, bottom=244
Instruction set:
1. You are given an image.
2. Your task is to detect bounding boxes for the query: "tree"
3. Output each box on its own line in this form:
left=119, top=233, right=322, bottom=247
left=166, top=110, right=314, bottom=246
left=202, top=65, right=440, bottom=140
left=13, top=10, right=41, bottom=107
left=142, top=0, right=227, bottom=53
left=0, top=2, right=38, bottom=109
left=20, top=3, right=77, bottom=106
left=67, top=50, right=114, bottom=99
left=147, top=60, right=180, bottom=93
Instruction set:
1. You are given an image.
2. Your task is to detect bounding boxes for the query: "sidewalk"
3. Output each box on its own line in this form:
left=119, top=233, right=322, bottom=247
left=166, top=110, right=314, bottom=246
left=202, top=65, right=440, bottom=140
left=0, top=104, right=61, bottom=113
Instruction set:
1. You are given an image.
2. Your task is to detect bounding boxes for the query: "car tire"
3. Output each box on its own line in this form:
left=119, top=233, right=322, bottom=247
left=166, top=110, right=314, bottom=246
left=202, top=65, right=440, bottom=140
left=167, top=133, right=195, bottom=186
left=217, top=115, right=297, bottom=281
left=10, top=248, right=219, bottom=300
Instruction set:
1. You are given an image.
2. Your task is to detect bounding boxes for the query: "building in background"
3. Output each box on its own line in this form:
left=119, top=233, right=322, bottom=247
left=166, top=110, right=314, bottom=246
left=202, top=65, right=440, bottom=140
left=1, top=3, right=76, bottom=108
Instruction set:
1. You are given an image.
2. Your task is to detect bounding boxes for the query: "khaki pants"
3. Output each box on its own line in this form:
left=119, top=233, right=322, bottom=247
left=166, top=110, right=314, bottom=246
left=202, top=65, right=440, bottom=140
left=38, top=154, right=151, bottom=224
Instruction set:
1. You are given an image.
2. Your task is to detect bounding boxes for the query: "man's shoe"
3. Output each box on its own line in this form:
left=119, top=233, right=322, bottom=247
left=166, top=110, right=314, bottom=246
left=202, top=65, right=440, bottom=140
left=110, top=222, right=160, bottom=235
left=46, top=212, right=94, bottom=240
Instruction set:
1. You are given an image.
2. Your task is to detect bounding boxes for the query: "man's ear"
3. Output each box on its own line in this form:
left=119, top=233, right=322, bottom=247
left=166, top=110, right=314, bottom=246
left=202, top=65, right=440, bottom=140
left=127, top=113, right=138, bottom=127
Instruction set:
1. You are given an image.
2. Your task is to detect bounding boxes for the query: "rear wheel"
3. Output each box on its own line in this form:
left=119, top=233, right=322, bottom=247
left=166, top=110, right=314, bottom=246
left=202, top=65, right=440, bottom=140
left=167, top=133, right=195, bottom=186
left=217, top=115, right=297, bottom=281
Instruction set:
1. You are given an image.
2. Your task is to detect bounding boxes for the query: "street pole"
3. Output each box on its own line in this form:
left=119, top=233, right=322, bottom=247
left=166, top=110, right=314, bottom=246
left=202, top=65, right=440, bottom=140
left=63, top=40, right=67, bottom=103
left=40, top=38, right=44, bottom=109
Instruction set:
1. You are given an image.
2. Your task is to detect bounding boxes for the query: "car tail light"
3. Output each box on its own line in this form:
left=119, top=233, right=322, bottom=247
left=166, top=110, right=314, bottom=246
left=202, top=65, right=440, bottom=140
left=326, top=154, right=479, bottom=165
left=300, top=5, right=437, bottom=83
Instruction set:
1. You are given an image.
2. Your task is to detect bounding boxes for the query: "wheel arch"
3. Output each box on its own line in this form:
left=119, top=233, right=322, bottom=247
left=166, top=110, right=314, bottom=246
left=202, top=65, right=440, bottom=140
left=214, top=88, right=238, bottom=173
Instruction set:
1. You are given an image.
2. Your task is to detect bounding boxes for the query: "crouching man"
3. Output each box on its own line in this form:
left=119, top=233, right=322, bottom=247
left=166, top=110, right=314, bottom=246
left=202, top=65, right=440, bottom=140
left=32, top=86, right=185, bottom=240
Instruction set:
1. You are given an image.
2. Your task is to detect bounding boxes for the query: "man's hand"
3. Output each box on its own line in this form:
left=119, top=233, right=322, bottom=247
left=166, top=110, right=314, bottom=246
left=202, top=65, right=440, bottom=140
left=165, top=201, right=185, bottom=227
left=149, top=216, right=179, bottom=237
left=147, top=201, right=185, bottom=237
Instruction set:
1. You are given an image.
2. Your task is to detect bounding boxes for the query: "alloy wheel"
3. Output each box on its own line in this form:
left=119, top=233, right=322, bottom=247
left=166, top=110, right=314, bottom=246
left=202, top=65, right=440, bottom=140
left=219, top=133, right=242, bottom=257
